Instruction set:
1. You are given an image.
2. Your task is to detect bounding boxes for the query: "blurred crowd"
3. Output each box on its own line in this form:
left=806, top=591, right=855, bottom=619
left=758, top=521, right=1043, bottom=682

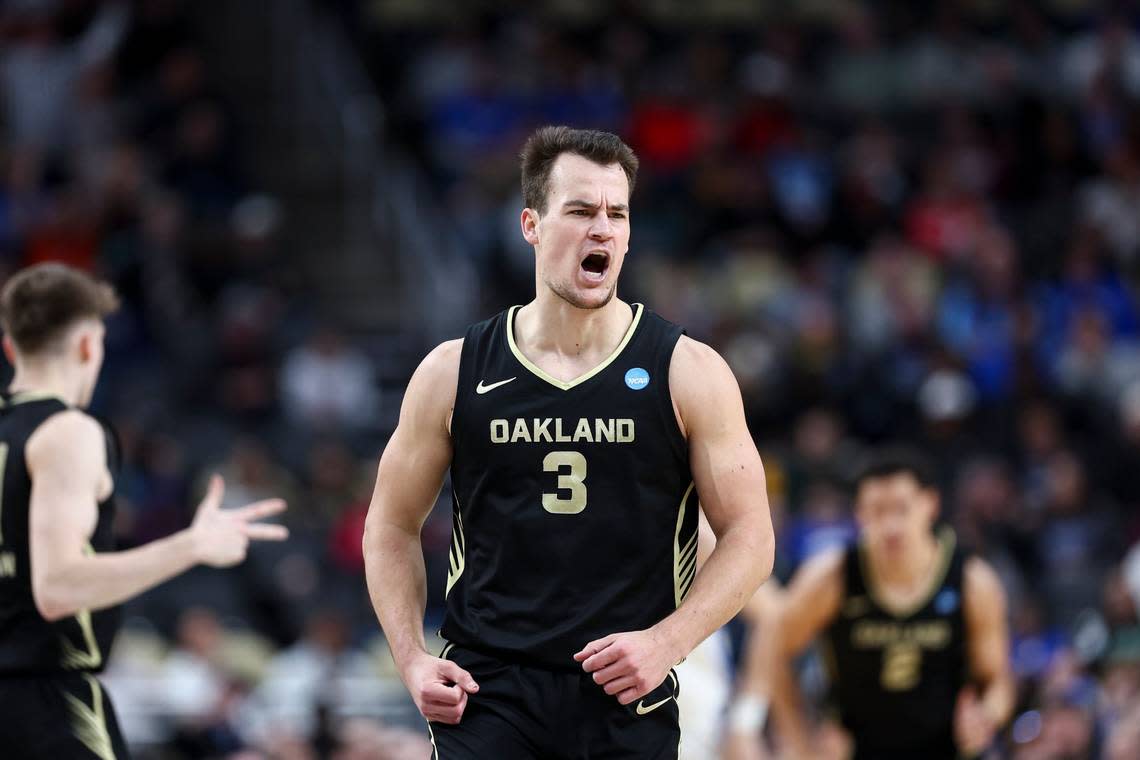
left=3, top=0, right=1140, bottom=758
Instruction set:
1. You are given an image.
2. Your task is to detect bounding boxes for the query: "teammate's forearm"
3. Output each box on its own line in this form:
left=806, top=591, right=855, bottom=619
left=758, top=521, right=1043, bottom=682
left=34, top=530, right=199, bottom=620
left=363, top=518, right=429, bottom=675
left=980, top=673, right=1016, bottom=729
left=769, top=646, right=813, bottom=756
left=654, top=518, right=773, bottom=658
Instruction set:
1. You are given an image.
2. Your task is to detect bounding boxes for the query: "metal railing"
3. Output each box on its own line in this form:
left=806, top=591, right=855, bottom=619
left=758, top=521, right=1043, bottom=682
left=271, top=0, right=478, bottom=342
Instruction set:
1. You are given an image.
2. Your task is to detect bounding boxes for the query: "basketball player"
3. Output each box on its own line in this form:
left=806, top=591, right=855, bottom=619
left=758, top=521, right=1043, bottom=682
left=0, top=264, right=289, bottom=759
left=767, top=450, right=1014, bottom=760
left=363, top=126, right=774, bottom=759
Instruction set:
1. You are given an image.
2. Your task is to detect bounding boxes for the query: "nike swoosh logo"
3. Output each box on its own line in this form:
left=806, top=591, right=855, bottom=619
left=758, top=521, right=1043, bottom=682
left=635, top=696, right=673, bottom=715
left=476, top=377, right=517, bottom=394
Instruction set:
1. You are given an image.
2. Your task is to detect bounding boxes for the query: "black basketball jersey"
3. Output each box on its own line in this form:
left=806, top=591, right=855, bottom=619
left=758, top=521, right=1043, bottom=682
left=823, top=529, right=968, bottom=760
left=0, top=391, right=121, bottom=675
left=443, top=303, right=697, bottom=670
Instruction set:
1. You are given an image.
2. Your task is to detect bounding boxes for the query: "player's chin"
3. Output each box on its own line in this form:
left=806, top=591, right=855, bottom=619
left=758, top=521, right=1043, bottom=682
left=565, top=280, right=616, bottom=310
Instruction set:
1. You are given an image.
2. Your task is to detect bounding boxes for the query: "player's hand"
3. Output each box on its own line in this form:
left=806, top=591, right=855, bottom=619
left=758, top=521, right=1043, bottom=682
left=954, top=686, right=996, bottom=756
left=189, top=475, right=288, bottom=567
left=574, top=628, right=679, bottom=705
left=402, top=651, right=480, bottom=724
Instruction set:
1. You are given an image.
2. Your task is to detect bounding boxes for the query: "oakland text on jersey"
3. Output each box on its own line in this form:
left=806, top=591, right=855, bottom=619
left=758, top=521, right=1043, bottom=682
left=850, top=619, right=952, bottom=650
left=489, top=417, right=635, bottom=444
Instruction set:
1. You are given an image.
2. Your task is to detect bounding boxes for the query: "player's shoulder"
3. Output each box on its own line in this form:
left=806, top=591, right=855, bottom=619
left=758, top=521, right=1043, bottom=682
left=402, top=339, right=464, bottom=424
left=26, top=408, right=105, bottom=464
left=668, top=335, right=737, bottom=396
left=780, top=547, right=847, bottom=634
left=671, top=334, right=728, bottom=370
left=795, top=546, right=847, bottom=587
left=30, top=407, right=102, bottom=440
left=963, top=555, right=1005, bottom=605
left=409, top=338, right=464, bottom=393
left=419, top=338, right=464, bottom=375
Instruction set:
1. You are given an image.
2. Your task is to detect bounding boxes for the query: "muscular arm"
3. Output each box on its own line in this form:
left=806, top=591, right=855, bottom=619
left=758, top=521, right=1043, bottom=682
left=362, top=340, right=478, bottom=723
left=576, top=337, right=774, bottom=704
left=29, top=412, right=286, bottom=621
left=768, top=550, right=844, bottom=758
left=655, top=337, right=775, bottom=658
left=956, top=557, right=1015, bottom=752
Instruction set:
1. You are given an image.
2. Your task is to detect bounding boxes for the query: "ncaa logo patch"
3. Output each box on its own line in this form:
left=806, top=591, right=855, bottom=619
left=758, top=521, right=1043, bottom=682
left=625, top=367, right=650, bottom=390
left=934, top=589, right=959, bottom=615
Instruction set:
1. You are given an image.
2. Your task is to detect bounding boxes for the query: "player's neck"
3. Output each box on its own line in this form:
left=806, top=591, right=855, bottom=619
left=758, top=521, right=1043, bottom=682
left=516, top=294, right=633, bottom=361
left=869, top=532, right=940, bottom=591
left=8, top=362, right=85, bottom=407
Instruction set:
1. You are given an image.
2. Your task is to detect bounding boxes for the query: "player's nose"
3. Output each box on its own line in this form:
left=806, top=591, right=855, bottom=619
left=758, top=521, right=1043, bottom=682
left=588, top=212, right=614, bottom=240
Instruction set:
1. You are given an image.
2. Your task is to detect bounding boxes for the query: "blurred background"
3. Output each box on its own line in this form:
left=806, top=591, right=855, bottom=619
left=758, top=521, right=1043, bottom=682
left=2, top=0, right=1140, bottom=758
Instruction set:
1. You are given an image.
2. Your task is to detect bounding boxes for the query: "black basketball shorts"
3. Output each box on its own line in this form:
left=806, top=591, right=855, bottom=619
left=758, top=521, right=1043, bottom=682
left=428, top=643, right=681, bottom=759
left=0, top=671, right=130, bottom=759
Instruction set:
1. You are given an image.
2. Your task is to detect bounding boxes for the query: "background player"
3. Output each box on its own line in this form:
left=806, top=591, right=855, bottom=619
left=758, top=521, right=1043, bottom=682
left=676, top=515, right=782, bottom=760
left=768, top=449, right=1014, bottom=760
left=0, top=263, right=289, bottom=758
left=364, top=125, right=774, bottom=758
left=718, top=581, right=782, bottom=760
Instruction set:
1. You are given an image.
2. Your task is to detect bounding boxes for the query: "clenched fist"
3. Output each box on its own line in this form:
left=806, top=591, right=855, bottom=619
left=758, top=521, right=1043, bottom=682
left=574, top=628, right=681, bottom=705
left=402, top=652, right=480, bottom=725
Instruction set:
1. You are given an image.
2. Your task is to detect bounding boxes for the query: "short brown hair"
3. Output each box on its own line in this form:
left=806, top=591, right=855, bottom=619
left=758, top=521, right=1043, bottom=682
left=0, top=263, right=119, bottom=355
left=520, top=126, right=639, bottom=214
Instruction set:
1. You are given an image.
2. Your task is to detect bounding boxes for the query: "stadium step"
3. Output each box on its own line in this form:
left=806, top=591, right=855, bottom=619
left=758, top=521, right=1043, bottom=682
left=186, top=0, right=407, bottom=332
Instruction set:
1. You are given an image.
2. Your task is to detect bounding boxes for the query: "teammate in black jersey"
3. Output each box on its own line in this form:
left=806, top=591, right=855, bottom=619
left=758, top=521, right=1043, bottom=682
left=364, top=126, right=775, bottom=759
left=0, top=264, right=288, bottom=759
left=766, top=450, right=1014, bottom=760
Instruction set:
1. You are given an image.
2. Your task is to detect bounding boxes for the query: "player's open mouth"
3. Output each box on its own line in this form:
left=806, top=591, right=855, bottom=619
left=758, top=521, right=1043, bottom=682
left=580, top=252, right=609, bottom=283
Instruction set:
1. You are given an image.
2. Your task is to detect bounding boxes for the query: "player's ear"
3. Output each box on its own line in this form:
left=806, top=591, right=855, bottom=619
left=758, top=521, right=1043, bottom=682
left=76, top=331, right=91, bottom=363
left=2, top=335, right=16, bottom=365
left=521, top=207, right=540, bottom=246
left=75, top=325, right=96, bottom=364
left=925, top=488, right=941, bottom=524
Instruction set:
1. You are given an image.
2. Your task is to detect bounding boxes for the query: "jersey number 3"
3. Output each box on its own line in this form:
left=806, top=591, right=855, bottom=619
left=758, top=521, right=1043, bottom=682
left=542, top=451, right=587, bottom=514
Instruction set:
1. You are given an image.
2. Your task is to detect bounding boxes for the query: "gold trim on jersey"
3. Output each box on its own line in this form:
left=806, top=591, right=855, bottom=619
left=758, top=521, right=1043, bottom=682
left=0, top=442, right=8, bottom=545
left=445, top=494, right=466, bottom=598
left=858, top=528, right=956, bottom=619
left=427, top=721, right=440, bottom=759
left=505, top=303, right=645, bottom=391
left=7, top=390, right=68, bottom=406
left=674, top=482, right=699, bottom=607
left=61, top=544, right=103, bottom=670
left=61, top=607, right=103, bottom=670
left=64, top=674, right=116, bottom=760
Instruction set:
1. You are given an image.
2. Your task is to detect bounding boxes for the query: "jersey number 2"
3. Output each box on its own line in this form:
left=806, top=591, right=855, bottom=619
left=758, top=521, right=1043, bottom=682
left=542, top=451, right=587, bottom=514
left=881, top=641, right=922, bottom=691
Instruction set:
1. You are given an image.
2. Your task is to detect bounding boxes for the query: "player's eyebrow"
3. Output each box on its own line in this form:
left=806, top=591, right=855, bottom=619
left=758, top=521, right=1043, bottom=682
left=562, top=199, right=629, bottom=212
